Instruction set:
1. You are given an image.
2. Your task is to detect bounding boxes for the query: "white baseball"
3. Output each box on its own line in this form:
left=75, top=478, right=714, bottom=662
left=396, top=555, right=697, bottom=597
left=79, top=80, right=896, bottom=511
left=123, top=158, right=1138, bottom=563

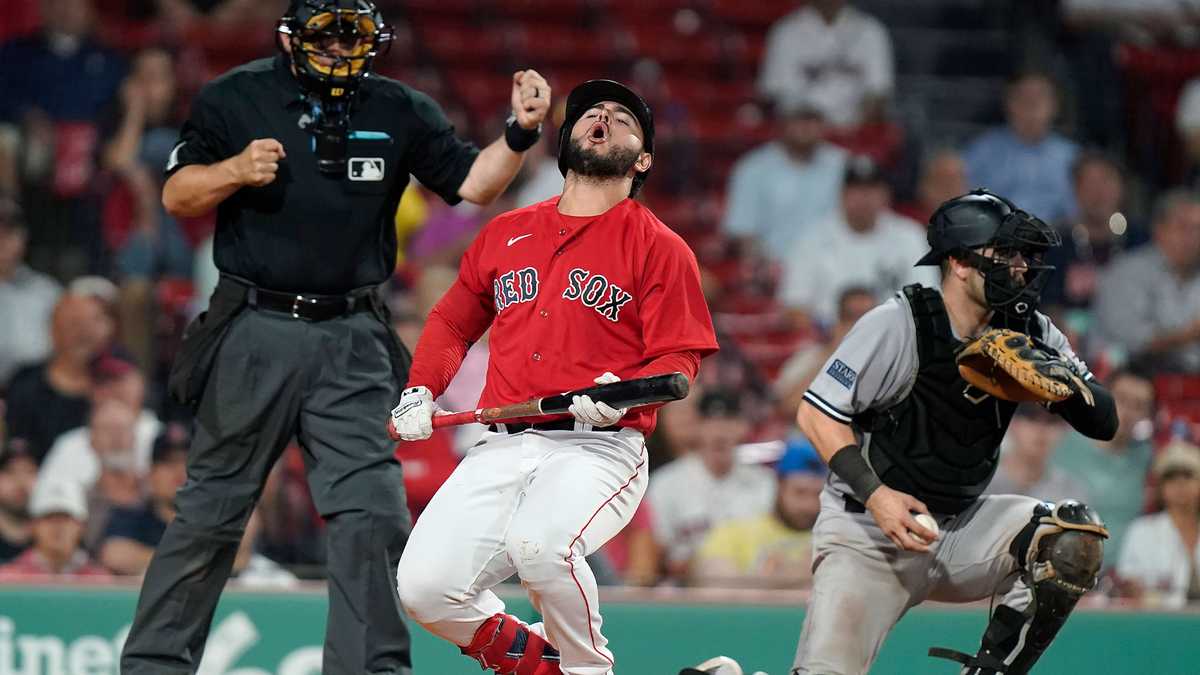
left=909, top=513, right=940, bottom=545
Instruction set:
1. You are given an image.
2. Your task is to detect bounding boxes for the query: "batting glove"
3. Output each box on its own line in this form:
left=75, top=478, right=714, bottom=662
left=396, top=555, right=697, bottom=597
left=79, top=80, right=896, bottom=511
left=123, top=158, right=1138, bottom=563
left=389, top=386, right=440, bottom=441
left=568, top=372, right=628, bottom=427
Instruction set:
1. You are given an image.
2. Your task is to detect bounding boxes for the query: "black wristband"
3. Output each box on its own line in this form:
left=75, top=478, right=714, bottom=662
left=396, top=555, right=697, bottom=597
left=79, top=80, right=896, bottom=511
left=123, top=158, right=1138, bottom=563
left=504, top=115, right=541, bottom=152
left=829, top=444, right=883, bottom=503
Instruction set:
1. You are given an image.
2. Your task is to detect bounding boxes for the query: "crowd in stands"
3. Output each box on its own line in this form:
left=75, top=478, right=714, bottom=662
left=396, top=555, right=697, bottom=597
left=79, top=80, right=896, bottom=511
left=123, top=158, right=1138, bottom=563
left=2, top=0, right=1200, bottom=607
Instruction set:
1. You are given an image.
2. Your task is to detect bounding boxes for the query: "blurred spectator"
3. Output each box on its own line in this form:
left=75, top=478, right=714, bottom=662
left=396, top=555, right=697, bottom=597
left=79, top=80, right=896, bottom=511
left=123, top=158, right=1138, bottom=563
left=1051, top=368, right=1155, bottom=561
left=0, top=479, right=110, bottom=578
left=1176, top=77, right=1200, bottom=186
left=0, top=0, right=124, bottom=126
left=393, top=429, right=459, bottom=522
left=0, top=196, right=61, bottom=387
left=98, top=47, right=189, bottom=369
left=691, top=440, right=826, bottom=588
left=757, top=0, right=893, bottom=128
left=721, top=98, right=847, bottom=262
left=774, top=286, right=876, bottom=415
left=778, top=156, right=936, bottom=327
left=986, top=406, right=1088, bottom=502
left=1043, top=151, right=1146, bottom=313
left=1063, top=0, right=1200, bottom=46
left=598, top=501, right=659, bottom=587
left=98, top=426, right=187, bottom=575
left=513, top=135, right=563, bottom=208
left=963, top=71, right=1078, bottom=224
left=648, top=390, right=775, bottom=581
left=894, top=149, right=967, bottom=225
left=1116, top=441, right=1200, bottom=608
left=1095, top=189, right=1200, bottom=372
left=39, top=354, right=162, bottom=491
left=4, top=292, right=115, bottom=463
left=0, top=448, right=36, bottom=562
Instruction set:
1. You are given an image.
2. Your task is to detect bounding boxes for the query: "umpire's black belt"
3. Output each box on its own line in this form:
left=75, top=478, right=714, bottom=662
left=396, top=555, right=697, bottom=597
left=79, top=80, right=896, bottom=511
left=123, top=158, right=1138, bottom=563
left=245, top=285, right=373, bottom=321
left=488, top=420, right=620, bottom=433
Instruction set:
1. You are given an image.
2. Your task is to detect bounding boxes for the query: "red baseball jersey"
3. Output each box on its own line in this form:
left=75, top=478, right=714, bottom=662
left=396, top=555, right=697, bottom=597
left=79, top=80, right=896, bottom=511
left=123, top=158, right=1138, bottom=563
left=407, top=197, right=719, bottom=435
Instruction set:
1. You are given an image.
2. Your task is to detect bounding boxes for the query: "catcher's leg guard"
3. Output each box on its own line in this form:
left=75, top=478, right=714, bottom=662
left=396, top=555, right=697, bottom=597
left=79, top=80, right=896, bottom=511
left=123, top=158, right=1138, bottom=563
left=930, top=500, right=1108, bottom=675
left=463, top=613, right=563, bottom=675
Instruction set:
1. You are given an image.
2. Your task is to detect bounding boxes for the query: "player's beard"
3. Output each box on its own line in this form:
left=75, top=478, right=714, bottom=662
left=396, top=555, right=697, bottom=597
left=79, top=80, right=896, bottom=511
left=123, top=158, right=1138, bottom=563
left=562, top=136, right=641, bottom=179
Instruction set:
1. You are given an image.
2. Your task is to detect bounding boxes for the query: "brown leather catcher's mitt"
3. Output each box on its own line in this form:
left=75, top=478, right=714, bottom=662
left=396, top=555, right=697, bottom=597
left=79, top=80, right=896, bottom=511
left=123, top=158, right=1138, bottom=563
left=956, top=328, right=1094, bottom=405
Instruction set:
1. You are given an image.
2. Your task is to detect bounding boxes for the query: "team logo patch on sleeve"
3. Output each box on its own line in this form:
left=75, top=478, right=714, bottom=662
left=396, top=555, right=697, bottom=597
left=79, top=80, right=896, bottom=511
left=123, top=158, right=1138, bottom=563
left=826, top=359, right=858, bottom=389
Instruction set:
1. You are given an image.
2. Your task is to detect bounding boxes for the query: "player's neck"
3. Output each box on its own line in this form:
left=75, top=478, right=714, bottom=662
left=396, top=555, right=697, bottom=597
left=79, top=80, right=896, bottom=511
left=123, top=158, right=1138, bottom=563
left=942, top=282, right=992, bottom=340
left=558, top=174, right=632, bottom=217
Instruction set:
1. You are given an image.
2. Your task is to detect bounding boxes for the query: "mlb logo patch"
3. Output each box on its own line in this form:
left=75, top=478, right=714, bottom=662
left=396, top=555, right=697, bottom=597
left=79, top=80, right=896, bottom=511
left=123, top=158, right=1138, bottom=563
left=348, top=157, right=385, bottom=181
left=826, top=359, right=858, bottom=389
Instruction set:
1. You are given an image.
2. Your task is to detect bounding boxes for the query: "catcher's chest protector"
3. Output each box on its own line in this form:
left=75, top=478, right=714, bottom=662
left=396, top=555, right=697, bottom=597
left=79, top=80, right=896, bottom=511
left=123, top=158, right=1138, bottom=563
left=857, top=284, right=1044, bottom=514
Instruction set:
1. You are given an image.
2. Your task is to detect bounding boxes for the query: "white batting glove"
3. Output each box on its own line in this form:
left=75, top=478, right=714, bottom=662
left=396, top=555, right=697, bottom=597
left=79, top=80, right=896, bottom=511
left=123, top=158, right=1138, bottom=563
left=568, top=372, right=627, bottom=427
left=389, top=386, right=440, bottom=441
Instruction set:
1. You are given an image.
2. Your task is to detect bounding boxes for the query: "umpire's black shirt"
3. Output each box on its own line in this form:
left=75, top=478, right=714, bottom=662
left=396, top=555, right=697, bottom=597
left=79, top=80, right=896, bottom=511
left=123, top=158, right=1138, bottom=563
left=167, top=55, right=480, bottom=294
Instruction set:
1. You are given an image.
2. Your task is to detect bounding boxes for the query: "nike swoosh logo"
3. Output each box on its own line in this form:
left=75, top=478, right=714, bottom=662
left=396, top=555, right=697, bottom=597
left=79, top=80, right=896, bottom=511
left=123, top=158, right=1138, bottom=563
left=507, top=234, right=534, bottom=246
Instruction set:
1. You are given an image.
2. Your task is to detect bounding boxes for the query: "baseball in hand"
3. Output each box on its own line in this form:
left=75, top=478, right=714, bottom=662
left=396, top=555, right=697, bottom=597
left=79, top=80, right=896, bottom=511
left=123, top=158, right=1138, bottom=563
left=909, top=513, right=940, bottom=545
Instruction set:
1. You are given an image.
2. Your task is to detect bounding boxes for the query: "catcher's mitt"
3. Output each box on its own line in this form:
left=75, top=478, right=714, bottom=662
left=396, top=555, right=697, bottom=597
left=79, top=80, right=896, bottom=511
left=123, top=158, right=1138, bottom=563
left=956, top=328, right=1094, bottom=405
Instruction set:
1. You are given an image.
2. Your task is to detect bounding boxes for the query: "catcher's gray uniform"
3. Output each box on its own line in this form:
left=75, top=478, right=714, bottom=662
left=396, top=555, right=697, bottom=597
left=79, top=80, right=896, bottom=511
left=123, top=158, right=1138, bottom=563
left=794, top=293, right=1091, bottom=675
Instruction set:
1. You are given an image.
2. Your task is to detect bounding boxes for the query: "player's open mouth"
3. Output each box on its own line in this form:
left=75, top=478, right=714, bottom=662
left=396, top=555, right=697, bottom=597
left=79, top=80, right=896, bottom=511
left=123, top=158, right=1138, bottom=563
left=588, top=122, right=609, bottom=144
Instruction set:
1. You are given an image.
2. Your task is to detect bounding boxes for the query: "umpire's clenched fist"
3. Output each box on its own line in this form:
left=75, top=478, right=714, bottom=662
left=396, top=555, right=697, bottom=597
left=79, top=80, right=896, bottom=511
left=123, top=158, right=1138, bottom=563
left=511, top=69, right=551, bottom=130
left=231, top=138, right=286, bottom=187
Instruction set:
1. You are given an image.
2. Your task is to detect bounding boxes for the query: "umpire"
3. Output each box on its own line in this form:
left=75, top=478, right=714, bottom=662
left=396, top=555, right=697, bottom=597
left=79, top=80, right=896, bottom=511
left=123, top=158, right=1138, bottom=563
left=119, top=1, right=550, bottom=673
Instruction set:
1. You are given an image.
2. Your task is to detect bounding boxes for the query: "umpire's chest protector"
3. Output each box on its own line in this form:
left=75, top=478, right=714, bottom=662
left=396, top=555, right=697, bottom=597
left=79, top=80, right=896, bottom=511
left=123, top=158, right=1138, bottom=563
left=857, top=284, right=1042, bottom=515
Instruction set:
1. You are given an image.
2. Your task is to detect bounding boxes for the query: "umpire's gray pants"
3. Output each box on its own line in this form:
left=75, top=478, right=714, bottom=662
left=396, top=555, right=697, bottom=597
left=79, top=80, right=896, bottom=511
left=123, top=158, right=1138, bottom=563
left=121, top=308, right=413, bottom=675
left=793, top=486, right=1043, bottom=675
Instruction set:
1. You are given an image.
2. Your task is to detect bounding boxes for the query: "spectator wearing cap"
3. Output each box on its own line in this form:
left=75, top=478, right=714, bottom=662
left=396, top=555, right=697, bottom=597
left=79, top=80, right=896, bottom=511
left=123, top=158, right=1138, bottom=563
left=1116, top=441, right=1200, bottom=608
left=647, top=390, right=775, bottom=581
left=39, top=354, right=162, bottom=492
left=721, top=97, right=847, bottom=262
left=1042, top=151, right=1146, bottom=314
left=691, top=439, right=827, bottom=588
left=985, top=405, right=1087, bottom=503
left=99, top=425, right=188, bottom=575
left=4, top=292, right=115, bottom=463
left=0, top=448, right=37, bottom=562
left=1094, top=189, right=1200, bottom=372
left=779, top=156, right=936, bottom=328
left=757, top=0, right=894, bottom=128
left=0, top=197, right=61, bottom=388
left=963, top=71, right=1079, bottom=224
left=0, top=479, right=109, bottom=578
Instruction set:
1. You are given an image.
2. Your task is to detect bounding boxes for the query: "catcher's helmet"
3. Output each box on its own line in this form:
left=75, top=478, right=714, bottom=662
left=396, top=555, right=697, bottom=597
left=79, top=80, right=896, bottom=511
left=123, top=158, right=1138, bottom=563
left=557, top=80, right=654, bottom=197
left=917, top=189, right=1061, bottom=317
left=277, top=0, right=393, bottom=101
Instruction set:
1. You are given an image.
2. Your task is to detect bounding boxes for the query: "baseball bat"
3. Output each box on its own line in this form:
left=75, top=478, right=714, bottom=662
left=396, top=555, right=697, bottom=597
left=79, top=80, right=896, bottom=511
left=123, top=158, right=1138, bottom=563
left=431, top=372, right=690, bottom=429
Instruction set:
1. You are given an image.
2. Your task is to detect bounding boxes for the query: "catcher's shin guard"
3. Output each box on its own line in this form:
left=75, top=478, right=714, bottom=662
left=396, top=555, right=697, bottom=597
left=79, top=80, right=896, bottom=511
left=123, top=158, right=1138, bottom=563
left=930, top=500, right=1108, bottom=674
left=463, top=613, right=562, bottom=675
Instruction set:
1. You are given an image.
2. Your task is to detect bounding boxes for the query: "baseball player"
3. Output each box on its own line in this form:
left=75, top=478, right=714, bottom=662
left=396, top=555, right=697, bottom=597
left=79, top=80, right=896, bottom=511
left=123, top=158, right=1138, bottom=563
left=789, top=190, right=1119, bottom=674
left=389, top=80, right=719, bottom=675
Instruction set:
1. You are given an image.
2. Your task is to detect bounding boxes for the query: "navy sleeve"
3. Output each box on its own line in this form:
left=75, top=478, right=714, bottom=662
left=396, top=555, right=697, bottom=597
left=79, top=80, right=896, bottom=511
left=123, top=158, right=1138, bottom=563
left=403, top=90, right=480, bottom=205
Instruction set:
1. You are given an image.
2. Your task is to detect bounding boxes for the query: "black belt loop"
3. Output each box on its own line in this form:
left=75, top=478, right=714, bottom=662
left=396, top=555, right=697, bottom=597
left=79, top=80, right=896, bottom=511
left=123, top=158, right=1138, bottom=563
left=246, top=286, right=259, bottom=309
left=844, top=494, right=866, bottom=513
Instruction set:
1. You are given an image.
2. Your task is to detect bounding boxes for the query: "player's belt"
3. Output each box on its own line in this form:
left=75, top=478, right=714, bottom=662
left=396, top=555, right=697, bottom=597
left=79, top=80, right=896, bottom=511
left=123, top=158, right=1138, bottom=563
left=245, top=285, right=373, bottom=321
left=843, top=494, right=866, bottom=513
left=488, top=420, right=620, bottom=433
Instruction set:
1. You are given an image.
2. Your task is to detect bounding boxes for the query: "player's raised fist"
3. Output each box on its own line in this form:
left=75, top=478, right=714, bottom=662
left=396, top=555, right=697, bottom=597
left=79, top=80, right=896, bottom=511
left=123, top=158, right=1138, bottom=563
left=232, top=138, right=286, bottom=187
left=511, top=69, right=550, bottom=130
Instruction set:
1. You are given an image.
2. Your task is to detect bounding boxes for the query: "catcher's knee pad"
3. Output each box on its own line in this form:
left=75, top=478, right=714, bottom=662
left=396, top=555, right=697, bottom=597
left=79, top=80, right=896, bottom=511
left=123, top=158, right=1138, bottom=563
left=463, top=613, right=562, bottom=675
left=931, top=500, right=1109, bottom=674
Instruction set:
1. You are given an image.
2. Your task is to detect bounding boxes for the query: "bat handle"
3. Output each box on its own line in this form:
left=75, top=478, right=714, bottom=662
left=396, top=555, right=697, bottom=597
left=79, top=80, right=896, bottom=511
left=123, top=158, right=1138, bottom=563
left=431, top=410, right=481, bottom=429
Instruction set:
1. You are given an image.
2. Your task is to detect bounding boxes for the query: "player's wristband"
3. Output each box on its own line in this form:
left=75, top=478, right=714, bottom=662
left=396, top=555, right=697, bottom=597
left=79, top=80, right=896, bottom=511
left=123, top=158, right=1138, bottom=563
left=504, top=115, right=542, bottom=152
left=829, top=444, right=883, bottom=503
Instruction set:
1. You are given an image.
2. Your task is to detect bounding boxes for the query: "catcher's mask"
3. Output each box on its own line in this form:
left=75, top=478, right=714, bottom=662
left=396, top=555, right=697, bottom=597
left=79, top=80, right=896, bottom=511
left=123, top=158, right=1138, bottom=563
left=277, top=0, right=392, bottom=102
left=557, top=79, right=654, bottom=197
left=918, top=189, right=1061, bottom=317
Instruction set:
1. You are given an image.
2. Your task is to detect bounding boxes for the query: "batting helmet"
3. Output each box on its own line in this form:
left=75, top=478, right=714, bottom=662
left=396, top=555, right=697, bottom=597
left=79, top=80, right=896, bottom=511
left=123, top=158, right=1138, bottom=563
left=917, top=189, right=1061, bottom=317
left=557, top=79, right=654, bottom=197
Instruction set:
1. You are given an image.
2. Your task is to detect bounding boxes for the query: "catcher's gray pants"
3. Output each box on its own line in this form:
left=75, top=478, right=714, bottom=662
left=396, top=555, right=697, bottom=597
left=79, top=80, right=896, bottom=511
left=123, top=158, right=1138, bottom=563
left=793, top=486, right=1043, bottom=675
left=121, top=307, right=414, bottom=675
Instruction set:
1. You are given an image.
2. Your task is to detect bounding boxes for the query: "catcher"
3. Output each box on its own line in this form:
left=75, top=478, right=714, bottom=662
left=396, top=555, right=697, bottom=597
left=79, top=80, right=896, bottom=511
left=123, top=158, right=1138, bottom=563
left=786, top=189, right=1118, bottom=675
